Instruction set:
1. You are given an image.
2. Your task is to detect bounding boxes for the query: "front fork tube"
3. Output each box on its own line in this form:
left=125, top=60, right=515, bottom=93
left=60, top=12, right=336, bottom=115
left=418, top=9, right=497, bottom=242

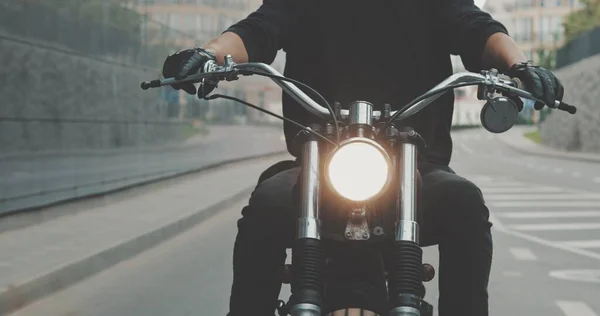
left=289, top=138, right=326, bottom=316
left=388, top=142, right=424, bottom=316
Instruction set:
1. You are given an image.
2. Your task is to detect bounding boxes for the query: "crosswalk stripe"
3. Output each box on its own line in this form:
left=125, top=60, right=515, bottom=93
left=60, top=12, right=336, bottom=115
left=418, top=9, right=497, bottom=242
left=556, top=301, right=599, bottom=316
left=509, top=247, right=537, bottom=260
left=481, top=187, right=566, bottom=194
left=558, top=240, right=600, bottom=249
left=508, top=222, right=600, bottom=231
left=491, top=201, right=600, bottom=208
left=495, top=211, right=600, bottom=219
left=486, top=194, right=600, bottom=201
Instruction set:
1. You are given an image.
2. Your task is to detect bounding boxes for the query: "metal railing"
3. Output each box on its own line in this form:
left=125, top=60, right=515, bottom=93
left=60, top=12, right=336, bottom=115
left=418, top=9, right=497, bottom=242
left=556, top=27, right=600, bottom=68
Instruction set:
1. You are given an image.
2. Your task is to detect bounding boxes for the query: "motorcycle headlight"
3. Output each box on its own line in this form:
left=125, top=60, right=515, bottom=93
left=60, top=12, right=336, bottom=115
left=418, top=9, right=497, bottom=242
left=326, top=138, right=392, bottom=202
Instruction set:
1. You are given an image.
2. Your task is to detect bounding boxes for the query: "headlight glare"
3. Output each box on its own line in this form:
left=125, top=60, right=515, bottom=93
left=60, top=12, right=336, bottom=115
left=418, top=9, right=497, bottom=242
left=326, top=138, right=391, bottom=202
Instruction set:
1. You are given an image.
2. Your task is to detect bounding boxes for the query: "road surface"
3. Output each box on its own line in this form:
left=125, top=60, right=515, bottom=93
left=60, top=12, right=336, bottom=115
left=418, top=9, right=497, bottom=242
left=9, top=128, right=600, bottom=316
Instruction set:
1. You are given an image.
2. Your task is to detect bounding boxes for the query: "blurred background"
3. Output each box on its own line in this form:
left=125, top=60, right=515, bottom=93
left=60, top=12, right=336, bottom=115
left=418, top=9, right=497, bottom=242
left=1, top=0, right=598, bottom=214
left=0, top=0, right=287, bottom=214
left=1, top=1, right=600, bottom=316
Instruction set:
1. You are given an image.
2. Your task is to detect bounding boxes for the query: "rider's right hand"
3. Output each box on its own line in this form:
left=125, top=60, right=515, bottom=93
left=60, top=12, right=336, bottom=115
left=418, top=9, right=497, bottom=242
left=162, top=47, right=218, bottom=98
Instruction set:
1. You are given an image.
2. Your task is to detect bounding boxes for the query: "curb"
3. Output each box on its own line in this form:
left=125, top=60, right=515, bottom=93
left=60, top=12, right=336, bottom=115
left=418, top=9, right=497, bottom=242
left=497, top=135, right=600, bottom=164
left=0, top=186, right=255, bottom=315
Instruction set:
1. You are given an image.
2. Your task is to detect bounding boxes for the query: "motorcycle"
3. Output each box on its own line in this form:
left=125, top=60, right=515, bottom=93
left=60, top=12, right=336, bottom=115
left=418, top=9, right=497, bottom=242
left=141, top=55, right=577, bottom=316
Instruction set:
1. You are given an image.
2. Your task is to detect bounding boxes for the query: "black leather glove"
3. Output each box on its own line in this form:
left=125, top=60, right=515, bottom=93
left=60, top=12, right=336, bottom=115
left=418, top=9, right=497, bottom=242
left=506, top=61, right=564, bottom=110
left=162, top=47, right=218, bottom=98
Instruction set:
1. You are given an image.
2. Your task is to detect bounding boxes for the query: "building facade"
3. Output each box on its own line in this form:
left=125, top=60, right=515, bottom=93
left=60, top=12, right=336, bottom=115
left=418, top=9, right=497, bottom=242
left=483, top=0, right=585, bottom=62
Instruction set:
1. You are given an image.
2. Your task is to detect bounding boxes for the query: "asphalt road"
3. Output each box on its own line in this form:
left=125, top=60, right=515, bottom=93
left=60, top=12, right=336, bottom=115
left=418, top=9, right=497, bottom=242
left=9, top=127, right=600, bottom=316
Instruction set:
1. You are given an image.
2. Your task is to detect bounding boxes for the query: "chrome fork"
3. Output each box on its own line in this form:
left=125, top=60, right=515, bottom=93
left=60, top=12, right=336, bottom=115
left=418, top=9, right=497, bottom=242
left=388, top=129, right=425, bottom=316
left=289, top=132, right=325, bottom=316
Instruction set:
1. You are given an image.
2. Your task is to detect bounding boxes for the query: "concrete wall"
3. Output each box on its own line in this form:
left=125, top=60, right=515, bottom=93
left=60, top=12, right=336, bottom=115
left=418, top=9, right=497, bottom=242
left=0, top=34, right=184, bottom=155
left=540, top=53, right=600, bottom=152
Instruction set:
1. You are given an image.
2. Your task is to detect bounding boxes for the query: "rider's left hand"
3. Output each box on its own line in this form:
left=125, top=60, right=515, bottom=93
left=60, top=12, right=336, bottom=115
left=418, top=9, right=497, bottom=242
left=506, top=61, right=564, bottom=110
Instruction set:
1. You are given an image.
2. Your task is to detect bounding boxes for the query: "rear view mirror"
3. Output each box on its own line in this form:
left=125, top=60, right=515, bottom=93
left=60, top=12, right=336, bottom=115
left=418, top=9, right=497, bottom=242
left=480, top=96, right=519, bottom=134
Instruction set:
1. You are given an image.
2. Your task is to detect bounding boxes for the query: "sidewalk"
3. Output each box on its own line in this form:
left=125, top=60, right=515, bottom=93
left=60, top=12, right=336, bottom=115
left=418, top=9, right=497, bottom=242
left=0, top=125, right=287, bottom=214
left=0, top=154, right=290, bottom=315
left=497, top=126, right=600, bottom=163
left=0, top=125, right=281, bottom=160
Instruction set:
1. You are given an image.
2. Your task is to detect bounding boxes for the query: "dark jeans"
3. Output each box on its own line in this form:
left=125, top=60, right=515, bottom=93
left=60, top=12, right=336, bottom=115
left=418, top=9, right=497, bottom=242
left=228, top=161, right=493, bottom=316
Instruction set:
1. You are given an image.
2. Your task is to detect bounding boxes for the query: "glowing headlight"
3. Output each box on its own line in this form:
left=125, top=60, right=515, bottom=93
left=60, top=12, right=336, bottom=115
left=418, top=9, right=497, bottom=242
left=326, top=139, right=391, bottom=202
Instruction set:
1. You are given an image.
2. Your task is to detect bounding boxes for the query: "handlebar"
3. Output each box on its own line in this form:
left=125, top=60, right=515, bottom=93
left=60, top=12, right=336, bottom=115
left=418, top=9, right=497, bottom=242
left=141, top=55, right=577, bottom=120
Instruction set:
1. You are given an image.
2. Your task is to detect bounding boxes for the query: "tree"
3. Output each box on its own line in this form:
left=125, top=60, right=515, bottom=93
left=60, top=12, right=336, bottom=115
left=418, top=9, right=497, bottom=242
left=537, top=49, right=557, bottom=69
left=563, top=0, right=600, bottom=42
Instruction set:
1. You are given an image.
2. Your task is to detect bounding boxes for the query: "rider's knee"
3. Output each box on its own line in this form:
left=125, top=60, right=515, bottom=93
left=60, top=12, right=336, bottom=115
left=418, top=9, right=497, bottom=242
left=243, top=167, right=300, bottom=219
left=438, top=176, right=488, bottom=219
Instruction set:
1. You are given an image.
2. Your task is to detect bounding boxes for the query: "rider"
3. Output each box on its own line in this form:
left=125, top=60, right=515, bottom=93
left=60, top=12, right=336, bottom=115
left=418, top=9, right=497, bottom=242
left=162, top=1, right=564, bottom=315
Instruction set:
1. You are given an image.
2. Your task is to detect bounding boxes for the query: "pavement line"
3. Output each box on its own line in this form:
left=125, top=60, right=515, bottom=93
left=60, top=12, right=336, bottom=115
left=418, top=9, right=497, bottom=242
left=572, top=171, right=582, bottom=178
left=556, top=301, right=599, bottom=316
left=465, top=175, right=495, bottom=182
left=559, top=240, right=600, bottom=249
left=594, top=177, right=600, bottom=183
left=508, top=222, right=600, bottom=231
left=495, top=211, right=600, bottom=219
left=485, top=194, right=600, bottom=201
left=478, top=182, right=530, bottom=189
left=490, top=214, right=600, bottom=262
left=490, top=201, right=600, bottom=208
left=508, top=247, right=537, bottom=261
left=458, top=143, right=474, bottom=154
left=554, top=167, right=564, bottom=173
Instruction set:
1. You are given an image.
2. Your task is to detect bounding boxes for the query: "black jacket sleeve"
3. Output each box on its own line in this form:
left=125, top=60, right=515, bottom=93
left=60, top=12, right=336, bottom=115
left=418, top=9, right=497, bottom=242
left=434, top=0, right=509, bottom=72
left=225, top=0, right=296, bottom=64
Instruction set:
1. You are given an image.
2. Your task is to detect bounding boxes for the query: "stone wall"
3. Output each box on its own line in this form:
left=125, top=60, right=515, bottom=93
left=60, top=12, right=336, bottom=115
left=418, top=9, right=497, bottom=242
left=540, top=53, right=600, bottom=152
left=0, top=34, right=185, bottom=154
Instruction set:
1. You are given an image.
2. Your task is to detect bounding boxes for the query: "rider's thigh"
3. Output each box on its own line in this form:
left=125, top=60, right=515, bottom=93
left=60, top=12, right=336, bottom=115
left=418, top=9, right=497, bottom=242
left=238, top=166, right=301, bottom=243
left=417, top=162, right=489, bottom=246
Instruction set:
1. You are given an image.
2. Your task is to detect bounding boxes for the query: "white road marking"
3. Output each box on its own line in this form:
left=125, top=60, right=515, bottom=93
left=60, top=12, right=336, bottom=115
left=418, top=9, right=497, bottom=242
left=458, top=143, right=474, bottom=154
left=478, top=182, right=530, bottom=189
left=486, top=194, right=600, bottom=201
left=594, top=177, right=600, bottom=183
left=491, top=201, right=600, bottom=208
left=556, top=301, right=599, bottom=316
left=465, top=175, right=494, bottom=182
left=502, top=271, right=523, bottom=277
left=509, top=247, right=537, bottom=260
left=550, top=270, right=600, bottom=284
left=526, top=162, right=535, bottom=168
left=559, top=240, right=600, bottom=249
left=481, top=187, right=565, bottom=194
left=554, top=167, right=564, bottom=173
left=489, top=214, right=600, bottom=261
left=508, top=222, right=600, bottom=231
left=495, top=211, right=600, bottom=219
left=572, top=171, right=582, bottom=177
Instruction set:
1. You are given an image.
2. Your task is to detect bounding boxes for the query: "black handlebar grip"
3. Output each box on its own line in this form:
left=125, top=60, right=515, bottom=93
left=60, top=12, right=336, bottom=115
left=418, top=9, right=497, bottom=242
left=558, top=101, right=577, bottom=114
left=140, top=80, right=161, bottom=90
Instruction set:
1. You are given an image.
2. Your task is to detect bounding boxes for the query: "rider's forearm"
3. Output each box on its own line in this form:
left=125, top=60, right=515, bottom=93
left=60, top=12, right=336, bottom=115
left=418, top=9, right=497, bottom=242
left=203, top=32, right=249, bottom=65
left=481, top=32, right=528, bottom=73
